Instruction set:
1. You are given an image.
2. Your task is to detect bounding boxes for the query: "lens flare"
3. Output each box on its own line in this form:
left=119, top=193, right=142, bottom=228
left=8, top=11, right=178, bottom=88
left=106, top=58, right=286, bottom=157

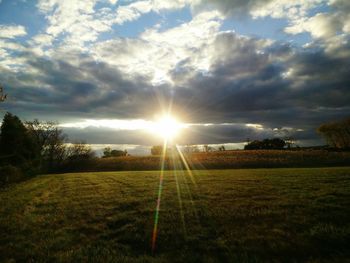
left=150, top=115, right=184, bottom=140
left=151, top=140, right=168, bottom=253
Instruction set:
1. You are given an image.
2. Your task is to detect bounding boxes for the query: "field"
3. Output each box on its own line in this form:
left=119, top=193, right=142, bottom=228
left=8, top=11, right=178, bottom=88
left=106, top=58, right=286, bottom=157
left=1, top=167, right=350, bottom=262
left=61, top=149, right=350, bottom=172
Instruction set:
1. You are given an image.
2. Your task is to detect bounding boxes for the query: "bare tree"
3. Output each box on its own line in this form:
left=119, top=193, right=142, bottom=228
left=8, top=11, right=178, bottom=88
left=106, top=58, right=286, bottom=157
left=0, top=85, right=7, bottom=102
left=218, top=145, right=226, bottom=151
left=26, top=120, right=67, bottom=171
left=318, top=118, right=350, bottom=149
left=66, top=141, right=94, bottom=161
left=284, top=137, right=295, bottom=149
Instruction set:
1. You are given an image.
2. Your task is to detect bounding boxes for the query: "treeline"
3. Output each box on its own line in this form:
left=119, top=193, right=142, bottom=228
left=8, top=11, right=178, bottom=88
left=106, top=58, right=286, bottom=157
left=102, top=147, right=128, bottom=158
left=150, top=144, right=226, bottom=155
left=244, top=138, right=286, bottom=150
left=29, top=150, right=350, bottom=172
left=0, top=112, right=94, bottom=184
left=318, top=117, right=350, bottom=149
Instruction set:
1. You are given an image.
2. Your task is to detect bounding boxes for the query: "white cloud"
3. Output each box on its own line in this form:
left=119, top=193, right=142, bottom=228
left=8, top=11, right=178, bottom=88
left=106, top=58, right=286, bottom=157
left=0, top=39, right=28, bottom=70
left=251, top=0, right=325, bottom=20
left=114, top=0, right=197, bottom=25
left=115, top=1, right=152, bottom=24
left=0, top=49, right=7, bottom=57
left=285, top=13, right=341, bottom=39
left=283, top=0, right=350, bottom=53
left=92, top=11, right=223, bottom=85
left=32, top=34, right=54, bottom=45
left=0, top=25, right=27, bottom=39
left=91, top=9, right=272, bottom=87
left=0, top=55, right=27, bottom=71
left=0, top=39, right=24, bottom=51
left=36, top=0, right=114, bottom=48
left=36, top=0, right=193, bottom=49
left=150, top=0, right=194, bottom=11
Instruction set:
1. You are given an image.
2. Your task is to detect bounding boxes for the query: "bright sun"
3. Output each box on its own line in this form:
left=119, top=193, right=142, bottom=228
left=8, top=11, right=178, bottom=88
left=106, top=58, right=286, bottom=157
left=151, top=115, right=183, bottom=140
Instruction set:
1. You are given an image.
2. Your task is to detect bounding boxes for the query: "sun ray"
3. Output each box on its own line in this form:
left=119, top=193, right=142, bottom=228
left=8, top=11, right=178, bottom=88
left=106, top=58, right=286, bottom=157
left=149, top=114, right=184, bottom=141
left=151, top=139, right=168, bottom=253
left=174, top=145, right=200, bottom=221
left=171, top=149, right=187, bottom=238
left=176, top=145, right=197, bottom=186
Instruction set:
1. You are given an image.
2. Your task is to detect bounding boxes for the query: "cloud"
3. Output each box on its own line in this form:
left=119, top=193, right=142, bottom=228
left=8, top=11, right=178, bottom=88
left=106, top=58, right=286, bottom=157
left=250, top=0, right=325, bottom=20
left=1, top=0, right=349, bottom=147
left=192, top=0, right=270, bottom=17
left=285, top=13, right=341, bottom=39
left=0, top=40, right=24, bottom=51
left=2, top=16, right=349, bottom=145
left=61, top=121, right=314, bottom=146
left=278, top=0, right=350, bottom=53
left=92, top=11, right=222, bottom=85
left=115, top=1, right=152, bottom=25
left=0, top=25, right=27, bottom=39
left=36, top=0, right=114, bottom=47
left=31, top=34, right=54, bottom=45
left=0, top=39, right=27, bottom=70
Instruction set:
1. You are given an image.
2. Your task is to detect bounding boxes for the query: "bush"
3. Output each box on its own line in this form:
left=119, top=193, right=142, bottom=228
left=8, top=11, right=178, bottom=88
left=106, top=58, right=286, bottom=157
left=245, top=138, right=286, bottom=150
left=0, top=165, right=24, bottom=184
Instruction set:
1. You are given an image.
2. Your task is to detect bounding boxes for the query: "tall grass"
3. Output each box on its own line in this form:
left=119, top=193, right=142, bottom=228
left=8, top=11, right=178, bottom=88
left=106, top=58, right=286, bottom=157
left=0, top=167, right=349, bottom=262
left=58, top=150, right=350, bottom=173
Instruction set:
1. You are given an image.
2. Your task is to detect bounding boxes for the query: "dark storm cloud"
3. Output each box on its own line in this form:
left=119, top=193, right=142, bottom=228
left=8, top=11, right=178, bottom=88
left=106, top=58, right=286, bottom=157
left=193, top=0, right=273, bottom=17
left=1, top=50, right=170, bottom=120
left=285, top=49, right=350, bottom=109
left=1, top=29, right=349, bottom=146
left=170, top=32, right=350, bottom=125
left=64, top=127, right=155, bottom=145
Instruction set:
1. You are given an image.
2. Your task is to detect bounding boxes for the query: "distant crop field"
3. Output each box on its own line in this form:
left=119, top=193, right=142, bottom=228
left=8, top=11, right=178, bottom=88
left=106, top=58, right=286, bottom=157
left=61, top=149, right=350, bottom=172
left=0, top=167, right=350, bottom=262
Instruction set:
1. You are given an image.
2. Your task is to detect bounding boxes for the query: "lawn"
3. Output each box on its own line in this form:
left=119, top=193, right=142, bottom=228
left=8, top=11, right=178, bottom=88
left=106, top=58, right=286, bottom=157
left=0, top=167, right=350, bottom=262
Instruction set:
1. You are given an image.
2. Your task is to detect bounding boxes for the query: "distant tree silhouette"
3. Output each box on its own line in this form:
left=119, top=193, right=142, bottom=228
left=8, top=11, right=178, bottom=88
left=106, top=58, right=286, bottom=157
left=103, top=147, right=112, bottom=157
left=102, top=147, right=127, bottom=157
left=26, top=119, right=67, bottom=172
left=110, top=149, right=127, bottom=157
left=0, top=112, right=39, bottom=169
left=203, top=145, right=214, bottom=152
left=66, top=142, right=95, bottom=161
left=151, top=145, right=163, bottom=155
left=183, top=145, right=199, bottom=153
left=218, top=145, right=226, bottom=151
left=0, top=85, right=7, bottom=102
left=203, top=144, right=209, bottom=152
left=244, top=138, right=286, bottom=150
left=284, top=137, right=295, bottom=149
left=244, top=140, right=261, bottom=150
left=317, top=117, right=350, bottom=149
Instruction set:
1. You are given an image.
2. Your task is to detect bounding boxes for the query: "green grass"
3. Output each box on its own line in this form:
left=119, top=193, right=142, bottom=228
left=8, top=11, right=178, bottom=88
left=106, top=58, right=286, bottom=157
left=1, top=167, right=350, bottom=262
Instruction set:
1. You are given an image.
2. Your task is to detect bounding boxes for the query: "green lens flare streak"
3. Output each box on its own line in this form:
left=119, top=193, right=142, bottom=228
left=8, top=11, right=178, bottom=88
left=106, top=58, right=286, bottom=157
left=172, top=149, right=187, bottom=238
left=151, top=139, right=168, bottom=253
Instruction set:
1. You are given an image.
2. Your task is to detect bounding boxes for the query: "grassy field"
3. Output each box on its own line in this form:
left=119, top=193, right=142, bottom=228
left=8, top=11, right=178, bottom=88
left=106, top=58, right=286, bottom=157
left=60, top=150, right=350, bottom=172
left=0, top=167, right=350, bottom=262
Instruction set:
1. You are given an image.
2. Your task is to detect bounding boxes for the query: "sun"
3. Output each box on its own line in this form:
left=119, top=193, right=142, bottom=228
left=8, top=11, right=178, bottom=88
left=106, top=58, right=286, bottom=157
left=151, top=115, right=183, bottom=141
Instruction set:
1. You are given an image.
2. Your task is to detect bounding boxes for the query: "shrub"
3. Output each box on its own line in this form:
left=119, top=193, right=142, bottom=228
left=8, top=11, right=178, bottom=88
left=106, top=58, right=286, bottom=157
left=0, top=165, right=24, bottom=184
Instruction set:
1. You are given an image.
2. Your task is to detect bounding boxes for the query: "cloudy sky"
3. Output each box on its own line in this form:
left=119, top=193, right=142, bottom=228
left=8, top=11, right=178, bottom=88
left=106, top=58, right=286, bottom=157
left=0, top=0, right=349, bottom=152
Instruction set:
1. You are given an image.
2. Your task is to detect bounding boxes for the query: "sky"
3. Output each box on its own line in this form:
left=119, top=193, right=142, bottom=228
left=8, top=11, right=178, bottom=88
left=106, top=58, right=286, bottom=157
left=0, top=0, right=349, bottom=153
